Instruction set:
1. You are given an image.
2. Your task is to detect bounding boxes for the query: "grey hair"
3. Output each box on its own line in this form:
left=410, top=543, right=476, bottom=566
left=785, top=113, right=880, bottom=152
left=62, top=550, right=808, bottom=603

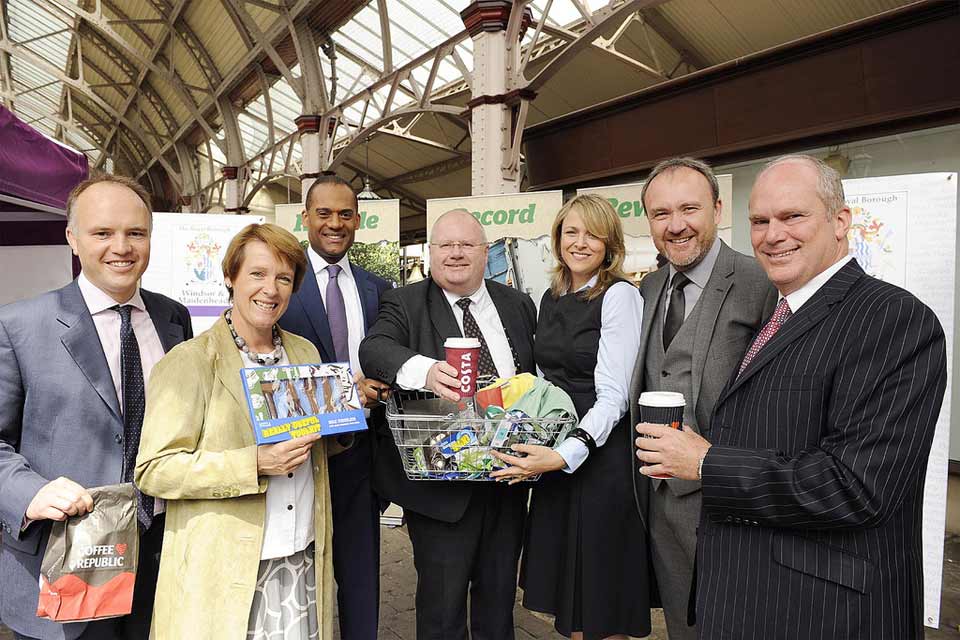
left=757, top=154, right=846, bottom=217
left=641, top=156, right=720, bottom=212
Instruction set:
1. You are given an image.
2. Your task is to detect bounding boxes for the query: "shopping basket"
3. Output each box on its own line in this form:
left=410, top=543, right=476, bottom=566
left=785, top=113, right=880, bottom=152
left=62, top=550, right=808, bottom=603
left=385, top=389, right=575, bottom=481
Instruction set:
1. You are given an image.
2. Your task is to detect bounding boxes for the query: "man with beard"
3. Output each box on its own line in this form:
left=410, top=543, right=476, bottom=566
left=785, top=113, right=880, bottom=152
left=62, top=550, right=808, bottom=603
left=628, top=157, right=776, bottom=640
left=359, top=209, right=537, bottom=640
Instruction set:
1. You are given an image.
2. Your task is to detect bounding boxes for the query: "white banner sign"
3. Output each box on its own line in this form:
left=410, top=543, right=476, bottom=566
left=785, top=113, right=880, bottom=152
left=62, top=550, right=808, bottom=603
left=275, top=199, right=400, bottom=244
left=843, top=173, right=957, bottom=629
left=142, top=212, right=264, bottom=333
left=426, top=191, right=563, bottom=241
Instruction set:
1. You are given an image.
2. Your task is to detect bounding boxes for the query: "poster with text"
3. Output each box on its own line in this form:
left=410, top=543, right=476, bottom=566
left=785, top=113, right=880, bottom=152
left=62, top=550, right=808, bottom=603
left=844, top=173, right=957, bottom=628
left=142, top=212, right=264, bottom=333
left=275, top=199, right=401, bottom=284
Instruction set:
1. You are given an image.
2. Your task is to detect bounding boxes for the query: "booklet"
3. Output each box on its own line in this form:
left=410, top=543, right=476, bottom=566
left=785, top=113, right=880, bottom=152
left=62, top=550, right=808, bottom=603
left=241, top=363, right=368, bottom=445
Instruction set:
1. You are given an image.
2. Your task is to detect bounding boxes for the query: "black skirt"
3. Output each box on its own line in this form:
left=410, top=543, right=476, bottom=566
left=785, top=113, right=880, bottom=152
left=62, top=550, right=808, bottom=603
left=519, top=415, right=652, bottom=640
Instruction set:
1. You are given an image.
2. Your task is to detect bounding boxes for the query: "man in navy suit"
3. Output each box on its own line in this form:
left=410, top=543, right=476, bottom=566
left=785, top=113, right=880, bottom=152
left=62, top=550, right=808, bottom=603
left=0, top=174, right=193, bottom=640
left=279, top=174, right=391, bottom=640
left=637, top=154, right=947, bottom=639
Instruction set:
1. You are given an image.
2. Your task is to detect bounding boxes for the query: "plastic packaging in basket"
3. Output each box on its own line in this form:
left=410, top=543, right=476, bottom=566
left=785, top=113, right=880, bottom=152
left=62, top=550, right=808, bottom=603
left=386, top=390, right=575, bottom=481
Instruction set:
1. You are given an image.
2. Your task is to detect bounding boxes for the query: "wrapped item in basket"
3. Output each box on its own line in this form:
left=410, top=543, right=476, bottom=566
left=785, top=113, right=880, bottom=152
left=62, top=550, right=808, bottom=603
left=36, top=483, right=138, bottom=623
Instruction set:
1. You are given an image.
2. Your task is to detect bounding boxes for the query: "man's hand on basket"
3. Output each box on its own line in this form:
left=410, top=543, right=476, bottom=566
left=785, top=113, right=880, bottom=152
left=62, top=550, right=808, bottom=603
left=425, top=361, right=461, bottom=402
left=354, top=372, right=391, bottom=408
left=489, top=444, right=565, bottom=485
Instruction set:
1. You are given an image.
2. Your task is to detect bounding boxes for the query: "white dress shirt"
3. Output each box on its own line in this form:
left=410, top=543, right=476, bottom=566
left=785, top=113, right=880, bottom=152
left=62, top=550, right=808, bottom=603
left=553, top=277, right=644, bottom=473
left=395, top=281, right=517, bottom=390
left=783, top=255, right=853, bottom=313
left=248, top=348, right=316, bottom=561
left=308, top=248, right=365, bottom=375
left=77, top=273, right=167, bottom=515
left=77, top=273, right=166, bottom=404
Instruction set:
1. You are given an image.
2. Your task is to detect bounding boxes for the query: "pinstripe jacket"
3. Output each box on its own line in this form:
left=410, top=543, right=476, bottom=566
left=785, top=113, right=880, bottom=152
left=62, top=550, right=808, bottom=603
left=696, top=259, right=947, bottom=640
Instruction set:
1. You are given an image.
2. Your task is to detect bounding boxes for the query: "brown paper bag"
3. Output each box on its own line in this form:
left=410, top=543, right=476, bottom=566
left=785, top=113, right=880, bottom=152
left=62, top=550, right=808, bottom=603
left=36, top=483, right=139, bottom=622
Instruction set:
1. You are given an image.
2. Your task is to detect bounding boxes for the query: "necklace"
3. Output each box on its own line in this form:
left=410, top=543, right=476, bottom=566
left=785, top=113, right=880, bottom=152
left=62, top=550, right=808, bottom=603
left=224, top=308, right=284, bottom=365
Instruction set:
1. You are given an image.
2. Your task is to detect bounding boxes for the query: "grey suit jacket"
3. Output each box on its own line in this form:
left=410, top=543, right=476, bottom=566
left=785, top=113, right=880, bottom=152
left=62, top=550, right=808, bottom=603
left=0, top=280, right=191, bottom=640
left=628, top=241, right=777, bottom=506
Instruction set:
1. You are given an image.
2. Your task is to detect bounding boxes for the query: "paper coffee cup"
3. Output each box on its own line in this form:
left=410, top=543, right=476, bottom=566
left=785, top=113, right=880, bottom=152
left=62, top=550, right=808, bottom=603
left=638, top=391, right=685, bottom=479
left=444, top=337, right=481, bottom=399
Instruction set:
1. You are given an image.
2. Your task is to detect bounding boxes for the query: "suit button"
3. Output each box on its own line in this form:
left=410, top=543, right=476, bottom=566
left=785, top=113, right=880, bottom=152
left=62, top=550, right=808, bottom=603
left=734, top=517, right=742, bottom=524
left=661, top=371, right=670, bottom=377
left=724, top=516, right=732, bottom=523
left=115, top=434, right=123, bottom=444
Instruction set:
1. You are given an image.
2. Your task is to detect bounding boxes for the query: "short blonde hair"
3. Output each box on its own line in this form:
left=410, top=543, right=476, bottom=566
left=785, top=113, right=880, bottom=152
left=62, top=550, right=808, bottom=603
left=549, top=194, right=629, bottom=301
left=221, top=223, right=308, bottom=299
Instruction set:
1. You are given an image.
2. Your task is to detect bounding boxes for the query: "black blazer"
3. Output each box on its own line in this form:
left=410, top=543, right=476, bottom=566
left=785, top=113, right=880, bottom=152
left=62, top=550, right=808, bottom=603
left=696, top=259, right=947, bottom=639
left=358, top=277, right=537, bottom=523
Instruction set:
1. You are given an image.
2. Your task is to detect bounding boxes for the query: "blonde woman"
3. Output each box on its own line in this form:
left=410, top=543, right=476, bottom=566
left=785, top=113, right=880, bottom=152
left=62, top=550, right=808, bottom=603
left=492, top=195, right=651, bottom=639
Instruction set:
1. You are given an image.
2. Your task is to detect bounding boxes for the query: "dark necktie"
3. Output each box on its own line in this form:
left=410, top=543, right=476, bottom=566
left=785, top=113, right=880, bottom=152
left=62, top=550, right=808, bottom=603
left=456, top=298, right=499, bottom=379
left=325, top=265, right=350, bottom=363
left=663, top=272, right=691, bottom=350
left=114, top=305, right=153, bottom=530
left=738, top=298, right=793, bottom=377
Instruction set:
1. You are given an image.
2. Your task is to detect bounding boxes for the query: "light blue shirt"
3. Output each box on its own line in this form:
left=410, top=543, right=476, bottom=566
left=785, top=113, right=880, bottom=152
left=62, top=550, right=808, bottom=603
left=553, top=277, right=644, bottom=473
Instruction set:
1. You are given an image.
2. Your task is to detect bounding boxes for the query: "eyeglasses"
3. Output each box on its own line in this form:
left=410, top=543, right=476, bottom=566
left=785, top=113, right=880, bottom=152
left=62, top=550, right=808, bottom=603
left=429, top=241, right=486, bottom=253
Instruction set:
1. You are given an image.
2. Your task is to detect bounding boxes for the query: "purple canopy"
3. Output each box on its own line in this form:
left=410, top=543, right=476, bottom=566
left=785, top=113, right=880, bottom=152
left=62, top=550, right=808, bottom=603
left=0, top=105, right=88, bottom=210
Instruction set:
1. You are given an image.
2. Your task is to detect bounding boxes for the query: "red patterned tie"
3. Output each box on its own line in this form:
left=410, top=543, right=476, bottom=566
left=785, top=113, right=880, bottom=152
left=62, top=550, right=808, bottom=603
left=738, top=298, right=792, bottom=377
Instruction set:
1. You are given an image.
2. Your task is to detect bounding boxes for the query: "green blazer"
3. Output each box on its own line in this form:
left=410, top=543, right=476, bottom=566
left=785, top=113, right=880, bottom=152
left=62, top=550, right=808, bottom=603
left=135, top=317, right=335, bottom=640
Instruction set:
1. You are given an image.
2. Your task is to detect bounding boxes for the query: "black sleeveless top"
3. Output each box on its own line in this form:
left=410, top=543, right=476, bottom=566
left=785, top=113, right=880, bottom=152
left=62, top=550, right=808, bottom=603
left=535, top=279, right=629, bottom=420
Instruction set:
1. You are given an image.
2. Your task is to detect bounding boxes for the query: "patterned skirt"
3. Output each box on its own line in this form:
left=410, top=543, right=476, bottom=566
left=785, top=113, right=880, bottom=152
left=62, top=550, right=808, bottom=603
left=246, top=544, right=319, bottom=640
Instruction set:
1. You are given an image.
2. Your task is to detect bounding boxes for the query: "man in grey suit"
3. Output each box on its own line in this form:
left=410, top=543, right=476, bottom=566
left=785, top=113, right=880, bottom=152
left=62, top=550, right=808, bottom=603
left=628, top=157, right=776, bottom=640
left=0, top=175, right=192, bottom=640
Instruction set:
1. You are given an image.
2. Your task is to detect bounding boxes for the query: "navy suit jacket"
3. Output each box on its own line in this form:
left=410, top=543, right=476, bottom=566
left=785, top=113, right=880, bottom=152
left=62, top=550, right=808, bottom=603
left=279, top=257, right=392, bottom=364
left=0, top=280, right=192, bottom=640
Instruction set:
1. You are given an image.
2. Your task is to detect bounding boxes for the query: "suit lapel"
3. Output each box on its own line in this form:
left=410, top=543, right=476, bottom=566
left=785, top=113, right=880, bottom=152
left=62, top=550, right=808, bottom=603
left=630, top=267, right=668, bottom=400
left=57, top=282, right=122, bottom=420
left=351, top=264, right=378, bottom=331
left=295, top=263, right=335, bottom=361
left=211, top=317, right=252, bottom=411
left=718, top=259, right=865, bottom=403
left=142, top=290, right=186, bottom=353
left=427, top=280, right=462, bottom=351
left=690, top=244, right=735, bottom=414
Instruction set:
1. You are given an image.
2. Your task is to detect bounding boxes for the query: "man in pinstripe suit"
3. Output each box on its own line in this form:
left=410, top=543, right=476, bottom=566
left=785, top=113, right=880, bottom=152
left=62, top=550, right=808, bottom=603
left=637, top=154, right=947, bottom=639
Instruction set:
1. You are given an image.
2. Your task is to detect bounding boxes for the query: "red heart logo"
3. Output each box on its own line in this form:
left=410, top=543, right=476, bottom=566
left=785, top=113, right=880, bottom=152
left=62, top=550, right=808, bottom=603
left=115, top=543, right=127, bottom=555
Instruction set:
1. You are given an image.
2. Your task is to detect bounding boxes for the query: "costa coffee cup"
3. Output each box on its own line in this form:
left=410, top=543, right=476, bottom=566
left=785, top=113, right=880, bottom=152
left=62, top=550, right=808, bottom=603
left=637, top=391, right=685, bottom=479
left=444, top=337, right=481, bottom=399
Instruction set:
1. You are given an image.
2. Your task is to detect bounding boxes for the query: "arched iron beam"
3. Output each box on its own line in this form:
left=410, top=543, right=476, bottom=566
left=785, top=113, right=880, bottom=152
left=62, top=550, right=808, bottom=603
left=0, top=35, right=156, bottom=159
left=137, top=0, right=316, bottom=181
left=95, top=0, right=190, bottom=172
left=327, top=105, right=465, bottom=172
left=525, top=0, right=663, bottom=92
left=46, top=0, right=220, bottom=143
left=242, top=172, right=301, bottom=208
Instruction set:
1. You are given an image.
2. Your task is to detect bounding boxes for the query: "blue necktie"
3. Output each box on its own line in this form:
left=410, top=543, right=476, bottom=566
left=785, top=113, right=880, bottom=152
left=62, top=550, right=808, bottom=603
left=114, top=305, right=153, bottom=530
left=325, top=265, right=350, bottom=363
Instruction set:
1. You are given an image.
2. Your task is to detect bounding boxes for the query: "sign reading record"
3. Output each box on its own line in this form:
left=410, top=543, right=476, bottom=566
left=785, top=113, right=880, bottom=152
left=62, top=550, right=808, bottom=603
left=471, top=203, right=536, bottom=226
